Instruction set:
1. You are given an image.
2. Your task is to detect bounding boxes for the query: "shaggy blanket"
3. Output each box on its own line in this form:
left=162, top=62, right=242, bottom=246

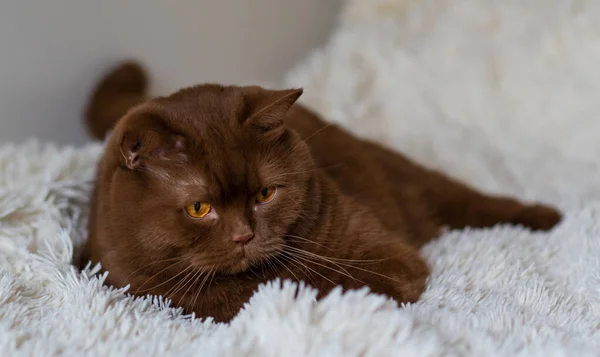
left=2, top=0, right=600, bottom=355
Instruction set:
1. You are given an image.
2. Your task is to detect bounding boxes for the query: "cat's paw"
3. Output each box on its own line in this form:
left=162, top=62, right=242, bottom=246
left=380, top=255, right=429, bottom=304
left=515, top=204, right=562, bottom=231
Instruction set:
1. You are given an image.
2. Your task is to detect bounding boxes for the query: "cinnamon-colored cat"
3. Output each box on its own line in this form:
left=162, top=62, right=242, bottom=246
left=80, top=62, right=561, bottom=323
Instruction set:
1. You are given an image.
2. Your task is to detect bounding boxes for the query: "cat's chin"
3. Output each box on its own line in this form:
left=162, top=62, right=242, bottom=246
left=221, top=256, right=251, bottom=275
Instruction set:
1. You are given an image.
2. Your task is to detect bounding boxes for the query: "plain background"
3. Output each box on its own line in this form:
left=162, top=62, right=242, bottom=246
left=0, top=0, right=341, bottom=146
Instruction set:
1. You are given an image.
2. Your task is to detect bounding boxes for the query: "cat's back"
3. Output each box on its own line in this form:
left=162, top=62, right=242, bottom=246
left=285, top=105, right=440, bottom=245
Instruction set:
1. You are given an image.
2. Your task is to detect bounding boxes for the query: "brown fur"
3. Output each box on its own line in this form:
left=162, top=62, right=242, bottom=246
left=80, top=62, right=562, bottom=323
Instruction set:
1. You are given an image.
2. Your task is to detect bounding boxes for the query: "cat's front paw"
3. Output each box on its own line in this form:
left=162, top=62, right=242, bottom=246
left=372, top=255, right=430, bottom=304
left=515, top=203, right=562, bottom=231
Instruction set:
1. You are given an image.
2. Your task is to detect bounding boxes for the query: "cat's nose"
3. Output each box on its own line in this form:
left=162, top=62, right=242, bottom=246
left=232, top=232, right=254, bottom=244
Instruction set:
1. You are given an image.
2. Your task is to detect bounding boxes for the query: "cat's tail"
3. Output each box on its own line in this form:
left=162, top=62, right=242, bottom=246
left=84, top=60, right=149, bottom=139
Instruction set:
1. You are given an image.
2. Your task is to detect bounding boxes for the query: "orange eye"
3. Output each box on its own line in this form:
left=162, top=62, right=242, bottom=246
left=185, top=202, right=211, bottom=218
left=256, top=186, right=277, bottom=204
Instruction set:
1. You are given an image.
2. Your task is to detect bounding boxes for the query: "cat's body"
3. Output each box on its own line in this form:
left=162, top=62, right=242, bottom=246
left=81, top=62, right=561, bottom=322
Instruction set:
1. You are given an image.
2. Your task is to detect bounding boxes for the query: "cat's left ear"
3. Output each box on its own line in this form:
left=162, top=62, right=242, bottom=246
left=111, top=103, right=187, bottom=171
left=243, top=87, right=303, bottom=137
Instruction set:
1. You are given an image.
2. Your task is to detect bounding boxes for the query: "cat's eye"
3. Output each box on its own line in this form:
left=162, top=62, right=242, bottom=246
left=185, top=201, right=211, bottom=218
left=256, top=186, right=277, bottom=204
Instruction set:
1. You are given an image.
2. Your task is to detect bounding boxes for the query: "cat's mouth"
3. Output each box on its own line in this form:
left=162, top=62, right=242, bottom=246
left=218, top=244, right=282, bottom=275
left=190, top=242, right=283, bottom=275
left=224, top=254, right=251, bottom=274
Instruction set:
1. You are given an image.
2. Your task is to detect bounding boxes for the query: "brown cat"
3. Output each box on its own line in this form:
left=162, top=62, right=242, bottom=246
left=80, top=61, right=562, bottom=323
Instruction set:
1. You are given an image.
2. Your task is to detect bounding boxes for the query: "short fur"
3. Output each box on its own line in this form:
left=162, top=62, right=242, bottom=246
left=80, top=62, right=562, bottom=323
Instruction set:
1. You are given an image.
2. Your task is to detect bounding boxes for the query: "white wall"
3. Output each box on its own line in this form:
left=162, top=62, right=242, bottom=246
left=0, top=0, right=341, bottom=145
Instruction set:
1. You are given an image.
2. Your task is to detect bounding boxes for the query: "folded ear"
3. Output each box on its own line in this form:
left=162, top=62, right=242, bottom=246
left=243, top=86, right=303, bottom=137
left=113, top=104, right=186, bottom=170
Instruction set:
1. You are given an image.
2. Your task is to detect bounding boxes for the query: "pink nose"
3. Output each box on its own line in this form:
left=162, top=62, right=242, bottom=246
left=232, top=232, right=254, bottom=244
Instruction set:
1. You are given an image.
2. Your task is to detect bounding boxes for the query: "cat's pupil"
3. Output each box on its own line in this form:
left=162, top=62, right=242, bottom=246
left=261, top=188, right=268, bottom=196
left=194, top=202, right=201, bottom=212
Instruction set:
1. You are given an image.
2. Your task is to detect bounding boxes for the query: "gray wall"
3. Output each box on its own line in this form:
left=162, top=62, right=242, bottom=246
left=0, top=0, right=341, bottom=145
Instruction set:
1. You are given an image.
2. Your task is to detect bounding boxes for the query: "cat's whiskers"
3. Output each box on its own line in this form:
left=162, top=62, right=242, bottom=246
left=134, top=261, right=195, bottom=294
left=191, top=265, right=214, bottom=309
left=122, top=251, right=196, bottom=286
left=284, top=246, right=359, bottom=283
left=288, top=257, right=317, bottom=286
left=280, top=251, right=337, bottom=287
left=271, top=253, right=301, bottom=283
left=268, top=164, right=345, bottom=181
left=206, top=267, right=217, bottom=294
left=133, top=250, right=235, bottom=295
left=123, top=258, right=180, bottom=287
left=284, top=234, right=336, bottom=253
left=178, top=267, right=206, bottom=306
left=287, top=247, right=403, bottom=284
left=289, top=255, right=317, bottom=284
left=284, top=239, right=387, bottom=264
left=247, top=265, right=261, bottom=279
left=265, top=255, right=280, bottom=277
left=285, top=246, right=350, bottom=270
left=302, top=123, right=334, bottom=143
left=197, top=268, right=213, bottom=294
left=270, top=243, right=316, bottom=284
left=161, top=266, right=194, bottom=298
left=165, top=267, right=202, bottom=301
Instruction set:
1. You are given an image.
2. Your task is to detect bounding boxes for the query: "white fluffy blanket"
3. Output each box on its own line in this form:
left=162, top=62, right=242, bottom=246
left=3, top=0, right=600, bottom=355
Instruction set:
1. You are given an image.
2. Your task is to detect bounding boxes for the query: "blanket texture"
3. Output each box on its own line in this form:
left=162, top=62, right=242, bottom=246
left=2, top=0, right=600, bottom=355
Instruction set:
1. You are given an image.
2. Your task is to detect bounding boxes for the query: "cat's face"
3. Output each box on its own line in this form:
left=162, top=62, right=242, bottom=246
left=107, top=85, right=315, bottom=275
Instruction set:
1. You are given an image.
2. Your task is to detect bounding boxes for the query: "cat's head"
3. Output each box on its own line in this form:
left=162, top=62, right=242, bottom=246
left=105, top=85, right=316, bottom=275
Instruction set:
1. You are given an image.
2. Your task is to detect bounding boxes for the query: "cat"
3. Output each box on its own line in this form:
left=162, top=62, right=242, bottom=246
left=79, top=61, right=562, bottom=323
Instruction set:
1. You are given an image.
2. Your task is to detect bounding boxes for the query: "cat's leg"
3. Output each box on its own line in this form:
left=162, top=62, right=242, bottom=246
left=422, top=171, right=562, bottom=231
left=339, top=240, right=430, bottom=304
left=365, top=140, right=561, bottom=236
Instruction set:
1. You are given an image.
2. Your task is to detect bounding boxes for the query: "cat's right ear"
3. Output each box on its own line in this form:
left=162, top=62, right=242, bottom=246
left=243, top=86, right=303, bottom=139
left=113, top=105, right=186, bottom=170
